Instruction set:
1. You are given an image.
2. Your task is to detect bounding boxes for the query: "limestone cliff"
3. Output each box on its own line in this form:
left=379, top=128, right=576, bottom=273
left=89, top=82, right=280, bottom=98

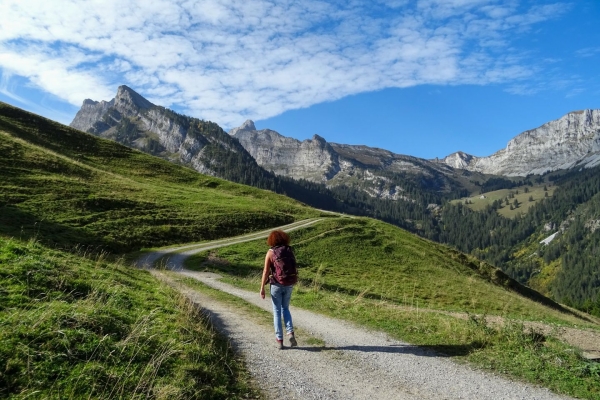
left=230, top=121, right=466, bottom=201
left=70, top=86, right=260, bottom=180
left=230, top=120, right=340, bottom=182
left=441, top=110, right=600, bottom=176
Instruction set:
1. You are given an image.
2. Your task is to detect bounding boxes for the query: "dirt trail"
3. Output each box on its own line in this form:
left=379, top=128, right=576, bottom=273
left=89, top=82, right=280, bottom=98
left=155, top=270, right=572, bottom=400
left=137, top=220, right=585, bottom=399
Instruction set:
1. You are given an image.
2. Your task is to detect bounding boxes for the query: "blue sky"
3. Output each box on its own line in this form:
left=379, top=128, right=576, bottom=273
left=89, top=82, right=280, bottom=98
left=0, top=0, right=599, bottom=159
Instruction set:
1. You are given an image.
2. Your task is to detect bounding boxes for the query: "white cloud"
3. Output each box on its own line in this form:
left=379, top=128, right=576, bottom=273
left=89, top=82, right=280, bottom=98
left=0, top=0, right=571, bottom=127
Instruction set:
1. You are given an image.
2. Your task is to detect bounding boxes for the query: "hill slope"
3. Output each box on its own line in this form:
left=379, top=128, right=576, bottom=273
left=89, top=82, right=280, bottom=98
left=0, top=101, right=320, bottom=252
left=0, top=231, right=260, bottom=398
left=2, top=101, right=599, bottom=399
left=189, top=217, right=587, bottom=321
left=434, top=167, right=600, bottom=314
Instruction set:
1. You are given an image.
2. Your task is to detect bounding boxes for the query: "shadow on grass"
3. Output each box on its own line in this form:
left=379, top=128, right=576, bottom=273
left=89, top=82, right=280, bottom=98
left=0, top=205, right=118, bottom=252
left=189, top=301, right=484, bottom=358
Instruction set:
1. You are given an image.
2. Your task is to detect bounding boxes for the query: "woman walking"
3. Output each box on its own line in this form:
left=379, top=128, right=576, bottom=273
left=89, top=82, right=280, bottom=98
left=260, top=229, right=298, bottom=349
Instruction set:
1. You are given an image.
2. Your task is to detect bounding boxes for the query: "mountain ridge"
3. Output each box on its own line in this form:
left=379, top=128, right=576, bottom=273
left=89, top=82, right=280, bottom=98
left=439, top=109, right=600, bottom=176
left=229, top=119, right=474, bottom=201
left=72, top=86, right=600, bottom=182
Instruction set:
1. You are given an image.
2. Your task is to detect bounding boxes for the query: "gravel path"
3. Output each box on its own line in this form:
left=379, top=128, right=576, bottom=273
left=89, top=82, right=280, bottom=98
left=139, top=221, right=575, bottom=400
left=155, top=270, right=571, bottom=400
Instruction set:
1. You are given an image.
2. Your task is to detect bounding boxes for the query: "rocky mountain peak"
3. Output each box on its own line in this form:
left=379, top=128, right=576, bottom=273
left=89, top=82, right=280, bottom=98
left=240, top=119, right=256, bottom=130
left=229, top=119, right=257, bottom=136
left=442, top=151, right=477, bottom=169
left=441, top=109, right=600, bottom=176
left=70, top=86, right=155, bottom=133
left=70, top=98, right=115, bottom=133
left=312, top=134, right=326, bottom=143
left=114, top=85, right=154, bottom=116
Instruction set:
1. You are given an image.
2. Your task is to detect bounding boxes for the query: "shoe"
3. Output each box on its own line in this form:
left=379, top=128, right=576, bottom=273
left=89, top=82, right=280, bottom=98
left=276, top=339, right=284, bottom=350
left=288, top=333, right=297, bottom=347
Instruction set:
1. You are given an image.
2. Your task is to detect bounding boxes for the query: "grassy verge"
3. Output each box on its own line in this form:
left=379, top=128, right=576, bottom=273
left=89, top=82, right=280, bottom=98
left=184, top=218, right=600, bottom=399
left=0, top=236, right=260, bottom=399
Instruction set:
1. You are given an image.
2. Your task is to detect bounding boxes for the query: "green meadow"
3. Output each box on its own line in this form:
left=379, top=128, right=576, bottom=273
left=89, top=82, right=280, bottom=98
left=1, top=102, right=599, bottom=399
left=0, top=102, right=320, bottom=253
left=452, top=185, right=556, bottom=218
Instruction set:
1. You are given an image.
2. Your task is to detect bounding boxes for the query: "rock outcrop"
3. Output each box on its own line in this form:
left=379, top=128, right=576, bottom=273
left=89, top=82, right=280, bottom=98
left=231, top=121, right=340, bottom=182
left=71, top=86, right=189, bottom=154
left=70, top=99, right=115, bottom=133
left=230, top=121, right=464, bottom=200
left=70, top=86, right=261, bottom=179
left=440, top=110, right=600, bottom=176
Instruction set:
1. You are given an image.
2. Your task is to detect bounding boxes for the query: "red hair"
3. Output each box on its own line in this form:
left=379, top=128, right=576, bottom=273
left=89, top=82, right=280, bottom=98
left=267, top=230, right=290, bottom=247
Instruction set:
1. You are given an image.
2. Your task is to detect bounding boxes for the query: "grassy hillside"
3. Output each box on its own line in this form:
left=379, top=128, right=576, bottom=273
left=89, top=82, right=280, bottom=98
left=186, top=218, right=588, bottom=322
left=451, top=184, right=556, bottom=218
left=0, top=102, right=320, bottom=253
left=0, top=236, right=259, bottom=399
left=185, top=217, right=600, bottom=399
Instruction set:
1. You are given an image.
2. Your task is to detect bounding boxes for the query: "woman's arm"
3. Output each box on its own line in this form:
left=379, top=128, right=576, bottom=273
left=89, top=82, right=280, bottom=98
left=259, top=250, right=271, bottom=299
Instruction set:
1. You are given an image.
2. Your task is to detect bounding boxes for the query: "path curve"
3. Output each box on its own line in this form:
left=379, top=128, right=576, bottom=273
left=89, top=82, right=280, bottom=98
left=139, top=220, right=574, bottom=400
left=135, top=218, right=324, bottom=269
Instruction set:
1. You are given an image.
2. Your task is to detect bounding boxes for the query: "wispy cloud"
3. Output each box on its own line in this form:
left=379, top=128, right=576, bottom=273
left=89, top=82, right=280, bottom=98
left=0, top=72, right=38, bottom=107
left=0, top=0, right=570, bottom=127
left=576, top=47, right=600, bottom=58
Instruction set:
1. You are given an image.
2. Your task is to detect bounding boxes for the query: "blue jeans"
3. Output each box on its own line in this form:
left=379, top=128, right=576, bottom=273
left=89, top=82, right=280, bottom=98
left=270, top=283, right=294, bottom=340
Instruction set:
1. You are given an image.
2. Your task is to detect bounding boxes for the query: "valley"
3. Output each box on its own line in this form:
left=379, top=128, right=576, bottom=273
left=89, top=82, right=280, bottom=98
left=66, top=86, right=600, bottom=316
left=1, top=100, right=599, bottom=399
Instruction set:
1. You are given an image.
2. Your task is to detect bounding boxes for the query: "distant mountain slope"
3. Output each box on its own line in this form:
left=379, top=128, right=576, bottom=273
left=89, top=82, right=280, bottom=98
left=230, top=119, right=477, bottom=201
left=441, top=110, right=600, bottom=176
left=432, top=166, right=600, bottom=315
left=68, top=87, right=484, bottom=235
left=70, top=85, right=276, bottom=187
left=0, top=101, right=319, bottom=252
left=72, top=87, right=478, bottom=204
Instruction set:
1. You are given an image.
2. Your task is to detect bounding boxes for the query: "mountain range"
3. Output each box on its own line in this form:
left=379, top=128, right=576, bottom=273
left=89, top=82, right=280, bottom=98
left=72, top=86, right=600, bottom=203
left=229, top=119, right=479, bottom=201
left=441, top=109, right=600, bottom=176
left=68, top=86, right=600, bottom=313
left=228, top=110, right=600, bottom=180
